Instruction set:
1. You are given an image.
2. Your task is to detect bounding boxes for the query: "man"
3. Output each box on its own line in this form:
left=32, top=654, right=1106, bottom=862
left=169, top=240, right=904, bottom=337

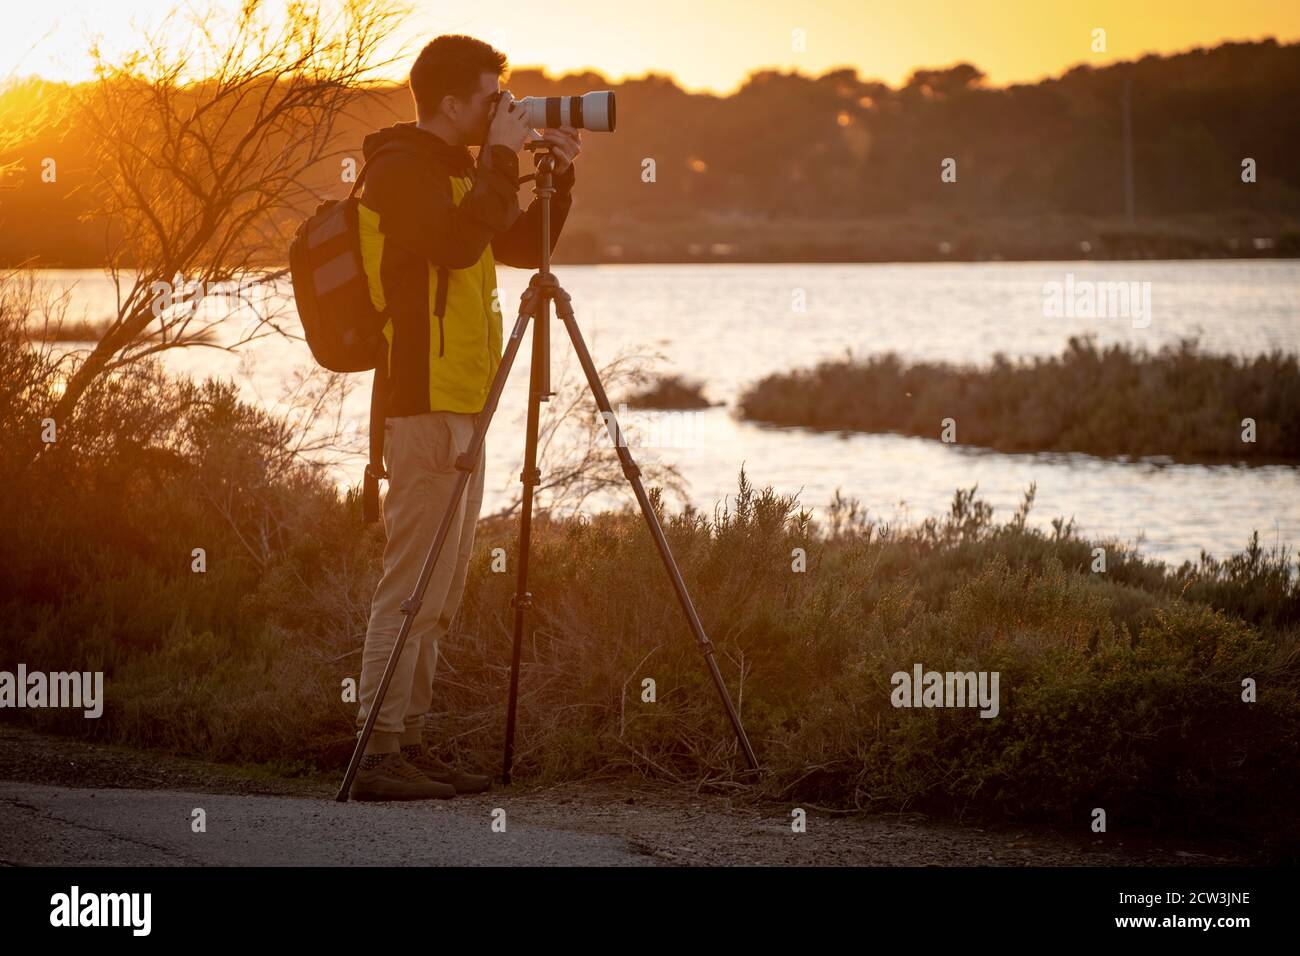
left=350, top=35, right=581, bottom=800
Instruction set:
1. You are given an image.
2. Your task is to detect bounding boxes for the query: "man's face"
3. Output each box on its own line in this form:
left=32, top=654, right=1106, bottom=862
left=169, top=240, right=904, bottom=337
left=452, top=72, right=503, bottom=146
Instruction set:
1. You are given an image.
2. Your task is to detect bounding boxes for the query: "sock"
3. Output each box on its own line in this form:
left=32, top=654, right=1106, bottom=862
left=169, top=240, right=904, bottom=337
left=361, top=753, right=385, bottom=770
left=401, top=743, right=423, bottom=762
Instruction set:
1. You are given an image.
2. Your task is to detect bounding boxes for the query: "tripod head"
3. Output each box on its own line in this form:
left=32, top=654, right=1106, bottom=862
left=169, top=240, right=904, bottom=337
left=517, top=139, right=557, bottom=182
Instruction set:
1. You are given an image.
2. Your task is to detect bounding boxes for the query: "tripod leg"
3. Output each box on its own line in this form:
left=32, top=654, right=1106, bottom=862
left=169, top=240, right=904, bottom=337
left=336, top=304, right=537, bottom=801
left=552, top=290, right=761, bottom=774
left=501, top=294, right=548, bottom=785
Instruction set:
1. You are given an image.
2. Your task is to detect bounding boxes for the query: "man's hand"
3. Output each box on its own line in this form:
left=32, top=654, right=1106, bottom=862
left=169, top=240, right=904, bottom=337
left=538, top=126, right=581, bottom=175
left=486, top=92, right=532, bottom=153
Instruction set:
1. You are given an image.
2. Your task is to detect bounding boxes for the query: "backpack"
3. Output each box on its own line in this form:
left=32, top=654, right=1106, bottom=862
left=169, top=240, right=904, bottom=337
left=289, top=147, right=399, bottom=524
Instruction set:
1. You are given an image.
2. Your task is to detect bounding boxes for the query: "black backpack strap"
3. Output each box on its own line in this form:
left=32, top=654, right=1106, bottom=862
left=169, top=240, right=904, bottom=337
left=353, top=142, right=403, bottom=524
left=354, top=139, right=430, bottom=523
left=362, top=341, right=389, bottom=523
left=349, top=141, right=408, bottom=199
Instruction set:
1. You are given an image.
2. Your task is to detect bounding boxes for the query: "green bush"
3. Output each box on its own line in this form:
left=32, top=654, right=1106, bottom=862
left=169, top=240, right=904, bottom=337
left=738, top=337, right=1300, bottom=462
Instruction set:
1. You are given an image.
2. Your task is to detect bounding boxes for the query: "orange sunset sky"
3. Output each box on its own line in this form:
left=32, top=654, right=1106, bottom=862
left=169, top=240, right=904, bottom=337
left=6, top=0, right=1300, bottom=92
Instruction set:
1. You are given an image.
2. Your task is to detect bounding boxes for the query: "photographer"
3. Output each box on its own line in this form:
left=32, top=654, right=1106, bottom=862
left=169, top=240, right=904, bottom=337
left=350, top=35, right=580, bottom=801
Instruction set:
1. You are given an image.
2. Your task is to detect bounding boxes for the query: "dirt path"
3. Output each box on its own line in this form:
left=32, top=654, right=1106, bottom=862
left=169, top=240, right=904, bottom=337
left=0, top=724, right=1247, bottom=866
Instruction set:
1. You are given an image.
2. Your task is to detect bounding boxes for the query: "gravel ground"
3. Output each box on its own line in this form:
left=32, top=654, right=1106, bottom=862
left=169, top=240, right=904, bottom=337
left=0, top=724, right=1250, bottom=866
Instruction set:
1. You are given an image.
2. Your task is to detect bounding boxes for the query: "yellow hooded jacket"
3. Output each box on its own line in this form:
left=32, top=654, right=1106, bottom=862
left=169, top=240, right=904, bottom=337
left=356, top=123, right=575, bottom=415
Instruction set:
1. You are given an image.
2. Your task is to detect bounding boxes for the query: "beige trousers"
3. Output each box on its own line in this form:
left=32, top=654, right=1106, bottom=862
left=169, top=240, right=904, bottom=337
left=356, top=410, right=485, bottom=755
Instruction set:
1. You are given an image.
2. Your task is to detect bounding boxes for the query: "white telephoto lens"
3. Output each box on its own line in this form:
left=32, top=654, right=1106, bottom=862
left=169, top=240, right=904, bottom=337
left=515, top=92, right=616, bottom=132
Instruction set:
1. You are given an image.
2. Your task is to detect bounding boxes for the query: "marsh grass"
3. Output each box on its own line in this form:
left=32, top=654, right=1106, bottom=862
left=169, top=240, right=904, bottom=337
left=739, top=337, right=1300, bottom=463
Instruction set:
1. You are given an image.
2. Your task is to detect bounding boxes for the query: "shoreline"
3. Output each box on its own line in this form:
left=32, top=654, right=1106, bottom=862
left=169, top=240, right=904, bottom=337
left=12, top=251, right=1300, bottom=270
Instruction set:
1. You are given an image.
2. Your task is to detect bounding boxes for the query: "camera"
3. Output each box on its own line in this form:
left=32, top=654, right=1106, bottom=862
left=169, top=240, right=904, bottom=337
left=502, top=91, right=616, bottom=133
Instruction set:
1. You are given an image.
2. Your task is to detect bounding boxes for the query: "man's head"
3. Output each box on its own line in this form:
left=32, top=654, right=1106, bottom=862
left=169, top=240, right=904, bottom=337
left=410, top=35, right=508, bottom=146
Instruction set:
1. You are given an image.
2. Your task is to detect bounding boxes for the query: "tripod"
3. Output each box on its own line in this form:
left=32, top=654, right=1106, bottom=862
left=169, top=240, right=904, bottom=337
left=336, top=144, right=760, bottom=801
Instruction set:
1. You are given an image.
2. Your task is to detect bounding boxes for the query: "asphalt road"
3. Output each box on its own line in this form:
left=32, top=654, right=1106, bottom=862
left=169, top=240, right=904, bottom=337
left=0, top=781, right=653, bottom=866
left=0, top=725, right=1250, bottom=866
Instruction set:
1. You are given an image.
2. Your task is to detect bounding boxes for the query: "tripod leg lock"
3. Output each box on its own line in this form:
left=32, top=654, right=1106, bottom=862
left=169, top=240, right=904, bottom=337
left=550, top=287, right=574, bottom=319
left=519, top=465, right=541, bottom=487
left=399, top=597, right=422, bottom=616
left=510, top=591, right=533, bottom=610
left=620, top=460, right=641, bottom=481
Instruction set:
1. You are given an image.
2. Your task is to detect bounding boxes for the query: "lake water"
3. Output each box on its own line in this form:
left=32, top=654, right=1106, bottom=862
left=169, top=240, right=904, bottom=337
left=38, top=260, right=1300, bottom=567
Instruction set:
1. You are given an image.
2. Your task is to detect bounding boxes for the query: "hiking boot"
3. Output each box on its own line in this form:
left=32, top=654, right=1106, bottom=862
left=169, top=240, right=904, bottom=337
left=407, top=748, right=493, bottom=794
left=351, top=752, right=456, bottom=801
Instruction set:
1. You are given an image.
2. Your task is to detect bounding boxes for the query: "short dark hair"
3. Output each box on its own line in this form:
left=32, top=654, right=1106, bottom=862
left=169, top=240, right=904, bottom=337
left=409, top=35, right=508, bottom=119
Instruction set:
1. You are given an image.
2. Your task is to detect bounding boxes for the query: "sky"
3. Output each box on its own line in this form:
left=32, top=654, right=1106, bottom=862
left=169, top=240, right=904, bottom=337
left=6, top=0, right=1300, bottom=93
